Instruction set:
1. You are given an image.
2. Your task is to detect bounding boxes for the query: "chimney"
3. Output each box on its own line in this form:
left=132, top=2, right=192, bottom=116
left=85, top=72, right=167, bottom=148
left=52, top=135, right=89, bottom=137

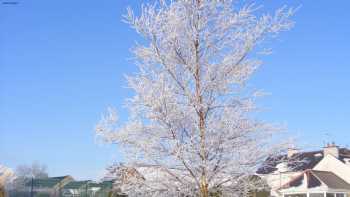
left=323, top=142, right=339, bottom=158
left=287, top=148, right=299, bottom=158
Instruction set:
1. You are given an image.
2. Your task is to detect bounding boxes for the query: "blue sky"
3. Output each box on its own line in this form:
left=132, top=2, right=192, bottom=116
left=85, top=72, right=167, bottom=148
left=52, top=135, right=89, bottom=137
left=1, top=0, right=349, bottom=180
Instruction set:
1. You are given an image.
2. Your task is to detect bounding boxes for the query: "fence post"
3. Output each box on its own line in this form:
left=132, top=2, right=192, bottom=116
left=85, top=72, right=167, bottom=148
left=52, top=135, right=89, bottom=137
left=59, top=182, right=62, bottom=197
left=30, top=177, right=33, bottom=197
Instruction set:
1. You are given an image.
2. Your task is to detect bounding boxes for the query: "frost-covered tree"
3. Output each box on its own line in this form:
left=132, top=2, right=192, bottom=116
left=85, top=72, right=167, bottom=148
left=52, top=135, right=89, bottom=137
left=15, top=163, right=48, bottom=179
left=96, top=0, right=295, bottom=196
left=11, top=162, right=48, bottom=191
left=0, top=165, right=15, bottom=196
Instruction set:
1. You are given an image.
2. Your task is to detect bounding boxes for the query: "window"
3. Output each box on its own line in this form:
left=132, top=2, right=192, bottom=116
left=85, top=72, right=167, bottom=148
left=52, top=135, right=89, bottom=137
left=327, top=193, right=335, bottom=197
left=336, top=194, right=345, bottom=197
left=310, top=193, right=324, bottom=197
left=285, top=194, right=307, bottom=197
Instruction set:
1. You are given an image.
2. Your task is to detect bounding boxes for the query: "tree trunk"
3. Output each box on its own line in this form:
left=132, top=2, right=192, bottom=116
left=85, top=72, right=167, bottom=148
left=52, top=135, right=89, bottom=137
left=200, top=181, right=209, bottom=197
left=194, top=1, right=208, bottom=197
left=0, top=186, right=4, bottom=197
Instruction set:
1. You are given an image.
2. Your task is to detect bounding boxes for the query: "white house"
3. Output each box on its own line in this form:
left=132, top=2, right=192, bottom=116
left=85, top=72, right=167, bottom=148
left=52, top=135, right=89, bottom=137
left=279, top=169, right=350, bottom=197
left=257, top=143, right=350, bottom=197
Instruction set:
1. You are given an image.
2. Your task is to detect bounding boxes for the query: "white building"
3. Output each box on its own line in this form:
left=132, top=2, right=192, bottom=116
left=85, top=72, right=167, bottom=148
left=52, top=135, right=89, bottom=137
left=257, top=144, right=350, bottom=197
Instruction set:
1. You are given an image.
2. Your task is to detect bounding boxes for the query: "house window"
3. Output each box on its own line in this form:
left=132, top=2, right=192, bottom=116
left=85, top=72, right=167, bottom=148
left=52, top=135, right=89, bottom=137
left=310, top=193, right=324, bottom=197
left=285, top=194, right=307, bottom=197
left=327, top=193, right=335, bottom=197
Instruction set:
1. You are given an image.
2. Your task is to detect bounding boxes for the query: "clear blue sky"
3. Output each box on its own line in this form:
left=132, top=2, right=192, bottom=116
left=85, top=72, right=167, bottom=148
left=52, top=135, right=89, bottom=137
left=1, top=0, right=349, bottom=180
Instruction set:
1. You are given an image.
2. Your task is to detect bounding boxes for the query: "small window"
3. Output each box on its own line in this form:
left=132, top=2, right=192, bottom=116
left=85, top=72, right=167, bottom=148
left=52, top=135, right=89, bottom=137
left=327, top=193, right=335, bottom=197
left=310, top=193, right=324, bottom=197
left=285, top=194, right=307, bottom=197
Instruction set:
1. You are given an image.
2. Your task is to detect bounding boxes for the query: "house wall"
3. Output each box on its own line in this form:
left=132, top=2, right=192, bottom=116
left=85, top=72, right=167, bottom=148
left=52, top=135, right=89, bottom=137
left=313, top=155, right=350, bottom=184
left=260, top=171, right=301, bottom=197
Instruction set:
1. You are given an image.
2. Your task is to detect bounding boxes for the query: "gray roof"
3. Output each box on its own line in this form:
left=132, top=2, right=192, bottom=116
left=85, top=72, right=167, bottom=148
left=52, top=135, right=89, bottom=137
left=279, top=170, right=350, bottom=190
left=258, top=148, right=350, bottom=174
left=312, top=170, right=350, bottom=190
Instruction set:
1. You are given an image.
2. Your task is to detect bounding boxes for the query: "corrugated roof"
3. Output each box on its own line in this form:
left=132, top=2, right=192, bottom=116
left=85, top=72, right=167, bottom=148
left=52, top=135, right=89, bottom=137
left=86, top=181, right=113, bottom=189
left=26, top=176, right=71, bottom=188
left=63, top=181, right=90, bottom=189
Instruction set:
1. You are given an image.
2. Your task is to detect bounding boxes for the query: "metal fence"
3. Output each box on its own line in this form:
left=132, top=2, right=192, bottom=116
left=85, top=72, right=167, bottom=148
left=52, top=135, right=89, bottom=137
left=6, top=188, right=124, bottom=197
left=5, top=178, right=127, bottom=197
